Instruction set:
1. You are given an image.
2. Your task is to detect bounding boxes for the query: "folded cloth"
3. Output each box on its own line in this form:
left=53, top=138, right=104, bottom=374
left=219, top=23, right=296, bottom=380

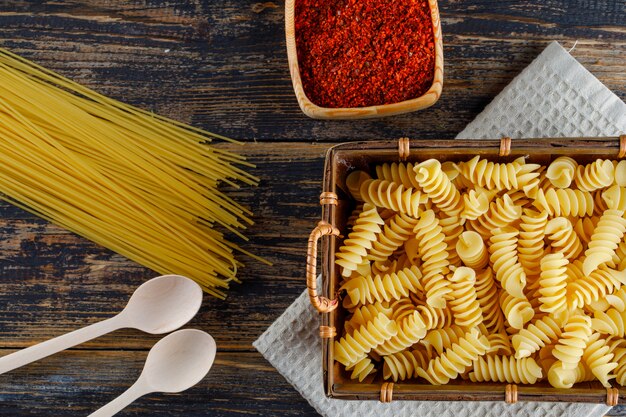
left=254, top=41, right=625, bottom=417
left=457, top=41, right=625, bottom=139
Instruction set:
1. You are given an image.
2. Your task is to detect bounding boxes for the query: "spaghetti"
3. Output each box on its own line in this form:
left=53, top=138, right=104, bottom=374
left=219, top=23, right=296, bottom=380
left=0, top=48, right=264, bottom=298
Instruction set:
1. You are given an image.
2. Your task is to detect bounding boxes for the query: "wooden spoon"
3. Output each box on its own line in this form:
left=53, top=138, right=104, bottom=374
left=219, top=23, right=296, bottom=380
left=0, top=274, right=202, bottom=374
left=89, top=329, right=216, bottom=417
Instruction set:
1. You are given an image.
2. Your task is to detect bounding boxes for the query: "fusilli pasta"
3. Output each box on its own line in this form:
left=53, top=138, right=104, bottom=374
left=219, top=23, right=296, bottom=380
left=360, top=179, right=427, bottom=218
left=583, top=209, right=626, bottom=276
left=416, top=328, right=490, bottom=385
left=546, top=156, right=577, bottom=188
left=469, top=355, right=543, bottom=384
left=334, top=312, right=398, bottom=366
left=340, top=265, right=423, bottom=308
left=413, top=210, right=451, bottom=308
left=335, top=203, right=384, bottom=277
left=415, top=159, right=464, bottom=217
left=574, top=159, right=614, bottom=192
left=489, top=226, right=527, bottom=299
left=447, top=266, right=483, bottom=328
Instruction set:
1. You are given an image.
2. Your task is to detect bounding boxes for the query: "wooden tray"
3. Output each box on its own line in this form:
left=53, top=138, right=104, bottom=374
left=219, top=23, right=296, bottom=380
left=306, top=137, right=626, bottom=405
left=285, top=0, right=444, bottom=120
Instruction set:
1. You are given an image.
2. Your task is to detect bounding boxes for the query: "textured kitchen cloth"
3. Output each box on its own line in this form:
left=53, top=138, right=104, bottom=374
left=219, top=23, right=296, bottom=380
left=254, top=41, right=625, bottom=417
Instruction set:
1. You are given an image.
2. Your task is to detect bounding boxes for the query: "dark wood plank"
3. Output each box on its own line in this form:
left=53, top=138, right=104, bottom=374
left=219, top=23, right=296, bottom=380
left=0, top=1, right=623, bottom=416
left=0, top=143, right=331, bottom=351
left=0, top=349, right=317, bottom=417
left=0, top=1, right=622, bottom=142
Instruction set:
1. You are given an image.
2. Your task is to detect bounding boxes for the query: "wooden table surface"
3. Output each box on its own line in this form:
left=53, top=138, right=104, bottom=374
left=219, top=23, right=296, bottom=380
left=0, top=1, right=624, bottom=416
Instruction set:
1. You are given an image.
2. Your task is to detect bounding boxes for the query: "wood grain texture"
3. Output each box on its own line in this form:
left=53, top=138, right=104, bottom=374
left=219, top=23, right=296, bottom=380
left=0, top=0, right=623, bottom=416
left=0, top=1, right=622, bottom=141
left=0, top=349, right=316, bottom=416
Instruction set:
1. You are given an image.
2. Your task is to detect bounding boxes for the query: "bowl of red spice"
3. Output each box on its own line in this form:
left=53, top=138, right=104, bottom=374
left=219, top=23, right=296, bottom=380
left=285, top=0, right=443, bottom=120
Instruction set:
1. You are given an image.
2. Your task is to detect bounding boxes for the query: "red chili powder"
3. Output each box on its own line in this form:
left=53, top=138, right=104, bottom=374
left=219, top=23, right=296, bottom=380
left=295, top=0, right=435, bottom=108
left=295, top=0, right=436, bottom=109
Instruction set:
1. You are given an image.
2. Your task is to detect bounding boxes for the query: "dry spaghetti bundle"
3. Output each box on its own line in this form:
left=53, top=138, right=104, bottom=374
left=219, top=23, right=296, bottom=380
left=0, top=48, right=263, bottom=298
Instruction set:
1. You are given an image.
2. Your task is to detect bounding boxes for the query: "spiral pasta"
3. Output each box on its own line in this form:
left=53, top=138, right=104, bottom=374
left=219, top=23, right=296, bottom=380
left=337, top=156, right=626, bottom=388
left=505, top=189, right=531, bottom=207
left=602, top=184, right=626, bottom=211
left=460, top=187, right=496, bottom=220
left=546, top=156, right=578, bottom=188
left=383, top=348, right=429, bottom=381
left=573, top=216, right=599, bottom=247
left=533, top=188, right=594, bottom=217
left=592, top=307, right=626, bottom=337
left=441, top=161, right=460, bottom=181
left=346, top=170, right=373, bottom=202
left=526, top=167, right=553, bottom=200
left=368, top=213, right=418, bottom=262
left=468, top=194, right=522, bottom=240
left=360, top=179, right=428, bottom=218
left=582, top=332, right=617, bottom=387
left=413, top=210, right=451, bottom=308
left=341, top=265, right=423, bottom=307
left=538, top=253, right=569, bottom=315
left=568, top=266, right=626, bottom=310
left=489, top=226, right=527, bottom=299
left=420, top=325, right=466, bottom=356
left=610, top=341, right=626, bottom=386
left=447, top=267, right=483, bottom=328
left=335, top=203, right=385, bottom=277
left=548, top=361, right=595, bottom=389
left=457, top=155, right=522, bottom=191
left=486, top=332, right=513, bottom=356
left=512, top=315, right=563, bottom=359
left=518, top=208, right=548, bottom=278
left=469, top=355, right=542, bottom=384
left=611, top=240, right=626, bottom=271
left=389, top=298, right=418, bottom=321
left=416, top=328, right=490, bottom=385
left=415, top=159, right=464, bottom=217
left=344, top=302, right=393, bottom=334
left=552, top=315, right=592, bottom=370
left=371, top=259, right=400, bottom=277
left=516, top=161, right=543, bottom=197
left=334, top=313, right=398, bottom=366
left=583, top=209, right=626, bottom=276
left=544, top=217, right=583, bottom=260
left=606, top=287, right=626, bottom=312
left=500, top=292, right=534, bottom=330
left=346, top=357, right=376, bottom=382
left=593, top=189, right=610, bottom=217
left=375, top=162, right=421, bottom=190
left=375, top=310, right=428, bottom=355
left=414, top=302, right=453, bottom=330
left=574, top=159, right=614, bottom=192
left=475, top=267, right=505, bottom=331
left=438, top=212, right=464, bottom=267
left=456, top=231, right=489, bottom=270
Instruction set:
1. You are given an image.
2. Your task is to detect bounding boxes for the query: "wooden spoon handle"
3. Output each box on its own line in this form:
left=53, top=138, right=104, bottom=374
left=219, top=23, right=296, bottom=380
left=88, top=381, right=148, bottom=417
left=0, top=316, right=121, bottom=374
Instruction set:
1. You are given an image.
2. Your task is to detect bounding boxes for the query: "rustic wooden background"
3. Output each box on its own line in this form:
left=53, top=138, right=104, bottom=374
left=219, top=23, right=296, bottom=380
left=0, top=0, right=624, bottom=416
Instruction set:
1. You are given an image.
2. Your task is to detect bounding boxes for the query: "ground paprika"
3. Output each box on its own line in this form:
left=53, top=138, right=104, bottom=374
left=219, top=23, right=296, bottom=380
left=295, top=0, right=436, bottom=109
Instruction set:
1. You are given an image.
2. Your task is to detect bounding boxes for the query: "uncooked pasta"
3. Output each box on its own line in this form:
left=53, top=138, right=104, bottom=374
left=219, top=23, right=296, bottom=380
left=333, top=155, right=626, bottom=388
left=0, top=48, right=265, bottom=298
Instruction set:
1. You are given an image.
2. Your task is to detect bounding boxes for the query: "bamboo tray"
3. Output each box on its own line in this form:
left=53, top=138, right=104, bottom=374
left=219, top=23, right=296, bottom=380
left=306, top=136, right=626, bottom=405
left=285, top=0, right=444, bottom=120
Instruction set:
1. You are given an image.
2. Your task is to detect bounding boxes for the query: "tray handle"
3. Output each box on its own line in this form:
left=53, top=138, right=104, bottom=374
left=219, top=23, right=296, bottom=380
left=306, top=220, right=340, bottom=313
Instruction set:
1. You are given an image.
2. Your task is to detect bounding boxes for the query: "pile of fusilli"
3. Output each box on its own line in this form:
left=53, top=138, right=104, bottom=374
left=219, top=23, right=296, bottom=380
left=334, top=156, right=626, bottom=388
